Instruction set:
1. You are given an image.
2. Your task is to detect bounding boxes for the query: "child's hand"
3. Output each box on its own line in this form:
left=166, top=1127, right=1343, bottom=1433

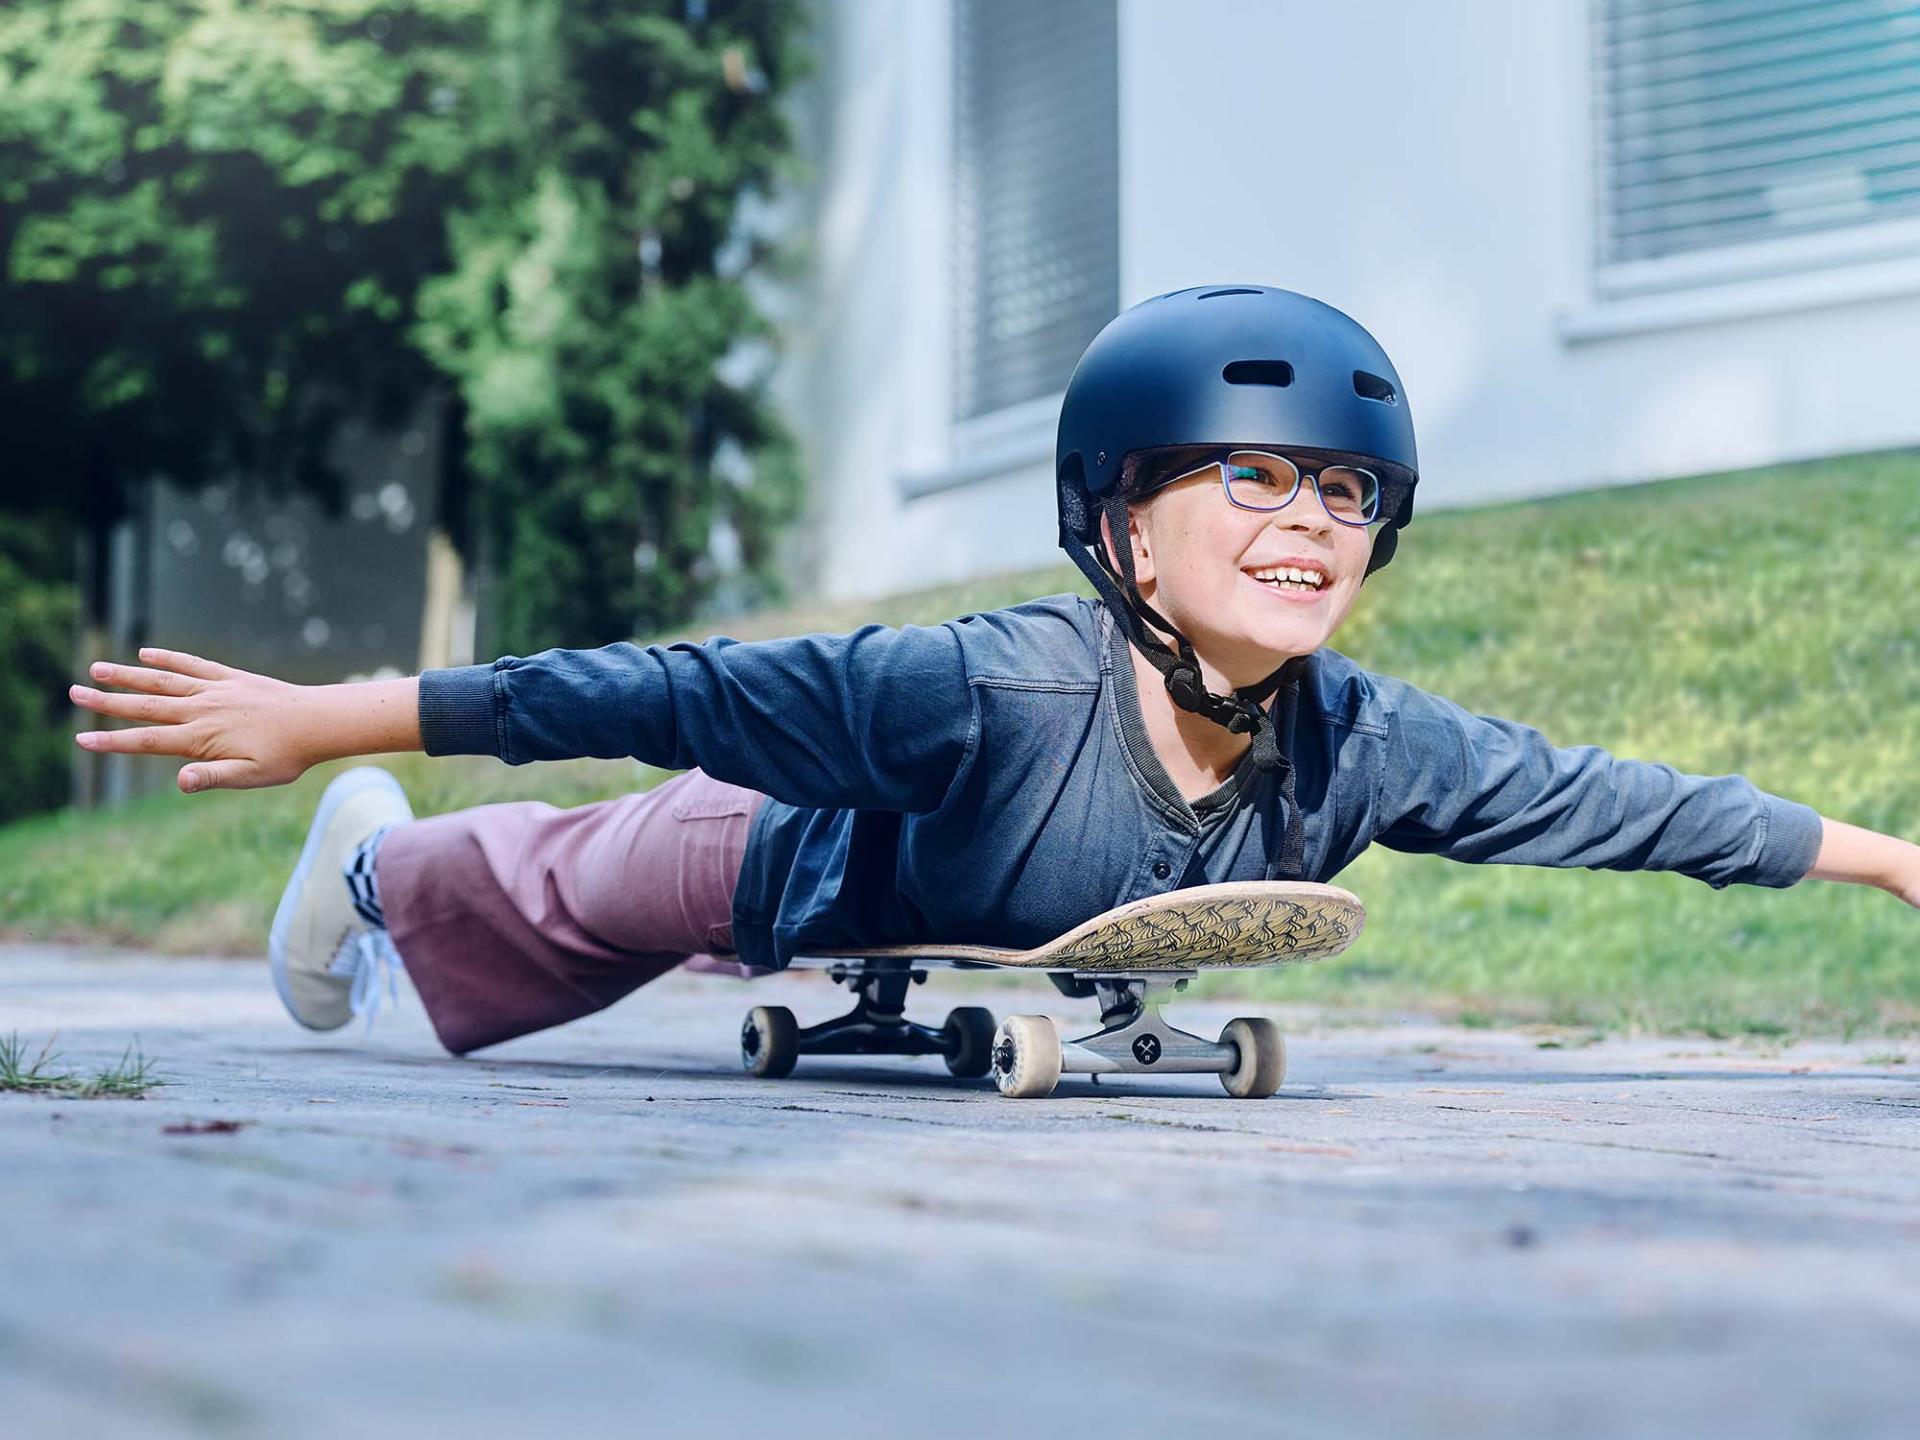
left=70, top=648, right=322, bottom=794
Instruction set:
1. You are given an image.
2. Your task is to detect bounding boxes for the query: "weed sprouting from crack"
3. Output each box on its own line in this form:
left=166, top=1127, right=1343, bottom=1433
left=73, top=1043, right=163, bottom=1099
left=0, top=1032, right=164, bottom=1100
left=0, top=1031, right=65, bottom=1093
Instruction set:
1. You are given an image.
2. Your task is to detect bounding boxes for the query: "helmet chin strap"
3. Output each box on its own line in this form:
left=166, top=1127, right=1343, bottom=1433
left=1087, top=493, right=1302, bottom=769
left=1056, top=486, right=1309, bottom=880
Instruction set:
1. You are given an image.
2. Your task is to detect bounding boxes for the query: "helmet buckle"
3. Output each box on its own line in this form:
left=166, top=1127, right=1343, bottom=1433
left=1165, top=665, right=1204, bottom=711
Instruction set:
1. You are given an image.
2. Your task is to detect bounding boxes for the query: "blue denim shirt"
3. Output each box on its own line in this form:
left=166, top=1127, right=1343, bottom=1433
left=418, top=594, right=1823, bottom=970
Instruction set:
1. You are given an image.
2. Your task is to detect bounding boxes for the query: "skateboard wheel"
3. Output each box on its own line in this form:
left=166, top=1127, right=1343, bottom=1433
left=991, top=1015, right=1061, bottom=1098
left=1218, top=1017, right=1286, bottom=1098
left=741, top=1005, right=799, bottom=1079
left=942, top=1006, right=998, bottom=1079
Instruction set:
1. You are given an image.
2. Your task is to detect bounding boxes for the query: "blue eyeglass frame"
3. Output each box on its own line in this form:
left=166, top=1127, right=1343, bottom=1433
left=1163, top=450, right=1384, bottom=528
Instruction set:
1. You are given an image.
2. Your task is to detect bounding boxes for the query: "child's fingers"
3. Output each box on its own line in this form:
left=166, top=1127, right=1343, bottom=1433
left=68, top=685, right=191, bottom=725
left=74, top=723, right=198, bottom=757
left=178, top=760, right=256, bottom=794
left=134, top=647, right=234, bottom=682
left=83, top=661, right=200, bottom=697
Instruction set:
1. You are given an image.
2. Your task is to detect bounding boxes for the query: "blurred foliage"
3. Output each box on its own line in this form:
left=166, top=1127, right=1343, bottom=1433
left=412, top=0, right=807, bottom=650
left=0, top=0, right=477, bottom=528
left=0, top=0, right=806, bottom=650
left=0, top=513, right=79, bottom=825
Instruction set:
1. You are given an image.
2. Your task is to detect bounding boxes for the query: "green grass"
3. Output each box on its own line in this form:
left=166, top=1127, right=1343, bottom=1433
left=2, top=449, right=1916, bottom=1035
left=0, top=1032, right=162, bottom=1099
left=0, top=753, right=649, bottom=953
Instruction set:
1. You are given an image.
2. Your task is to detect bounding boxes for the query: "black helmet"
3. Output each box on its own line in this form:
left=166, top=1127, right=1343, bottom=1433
left=1058, top=284, right=1418, bottom=568
left=1055, top=285, right=1420, bottom=790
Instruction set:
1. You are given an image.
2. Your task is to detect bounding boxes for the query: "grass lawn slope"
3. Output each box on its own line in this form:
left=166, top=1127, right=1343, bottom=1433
left=3, top=451, right=1915, bottom=1036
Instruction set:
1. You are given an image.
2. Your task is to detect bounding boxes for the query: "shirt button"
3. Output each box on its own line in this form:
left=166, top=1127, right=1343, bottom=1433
left=1152, top=860, right=1172, bottom=880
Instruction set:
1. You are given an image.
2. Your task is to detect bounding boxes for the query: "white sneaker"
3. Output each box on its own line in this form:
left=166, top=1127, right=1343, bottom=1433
left=268, top=767, right=414, bottom=1032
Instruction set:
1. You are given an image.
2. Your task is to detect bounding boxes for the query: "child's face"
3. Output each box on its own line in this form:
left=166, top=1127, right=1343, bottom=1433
left=1105, top=462, right=1378, bottom=681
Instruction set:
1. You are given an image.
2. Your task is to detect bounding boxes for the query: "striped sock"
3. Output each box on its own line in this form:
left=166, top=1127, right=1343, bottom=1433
left=342, top=824, right=396, bottom=930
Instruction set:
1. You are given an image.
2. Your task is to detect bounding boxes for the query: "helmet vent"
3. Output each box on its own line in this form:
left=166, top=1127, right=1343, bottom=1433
left=1222, top=360, right=1294, bottom=388
left=1198, top=287, right=1263, bottom=300
left=1353, top=370, right=1398, bottom=404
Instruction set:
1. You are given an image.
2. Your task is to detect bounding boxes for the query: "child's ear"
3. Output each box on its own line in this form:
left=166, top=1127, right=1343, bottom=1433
left=1098, top=505, right=1155, bottom=586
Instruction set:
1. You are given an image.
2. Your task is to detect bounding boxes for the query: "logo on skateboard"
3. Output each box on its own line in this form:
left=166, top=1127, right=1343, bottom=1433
left=1131, top=1034, right=1162, bottom=1065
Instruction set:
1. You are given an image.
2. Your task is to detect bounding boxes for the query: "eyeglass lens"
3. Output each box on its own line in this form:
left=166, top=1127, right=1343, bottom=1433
left=1223, top=452, right=1379, bottom=524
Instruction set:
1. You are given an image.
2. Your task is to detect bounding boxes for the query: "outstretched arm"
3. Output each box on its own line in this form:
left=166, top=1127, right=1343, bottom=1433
left=1372, top=680, right=1919, bottom=909
left=70, top=619, right=978, bottom=813
left=71, top=648, right=420, bottom=793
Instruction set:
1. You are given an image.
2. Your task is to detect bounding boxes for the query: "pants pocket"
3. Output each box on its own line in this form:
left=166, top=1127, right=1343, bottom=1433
left=667, top=774, right=761, bottom=822
left=664, top=771, right=763, bottom=952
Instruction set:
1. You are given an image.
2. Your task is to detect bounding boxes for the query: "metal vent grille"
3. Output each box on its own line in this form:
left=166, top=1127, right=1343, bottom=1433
left=1597, top=0, right=1920, bottom=270
left=953, top=0, right=1118, bottom=420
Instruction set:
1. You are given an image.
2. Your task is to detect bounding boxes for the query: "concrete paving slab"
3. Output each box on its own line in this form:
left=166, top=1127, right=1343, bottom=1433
left=3, top=945, right=1917, bottom=1440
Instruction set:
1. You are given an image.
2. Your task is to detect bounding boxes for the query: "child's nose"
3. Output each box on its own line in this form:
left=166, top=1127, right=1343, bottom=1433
left=1274, top=496, right=1333, bottom=533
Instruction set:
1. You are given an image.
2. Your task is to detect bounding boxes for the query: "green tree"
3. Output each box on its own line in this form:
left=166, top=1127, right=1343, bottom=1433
left=413, top=0, right=806, bottom=651
left=0, top=0, right=484, bottom=580
left=0, top=514, right=79, bottom=825
left=1, top=0, right=806, bottom=651
left=1, top=0, right=808, bottom=813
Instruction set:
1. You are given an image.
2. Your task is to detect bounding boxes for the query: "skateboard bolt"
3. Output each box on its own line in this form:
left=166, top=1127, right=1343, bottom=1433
left=740, top=1019, right=761, bottom=1056
left=991, top=1039, right=1015, bottom=1074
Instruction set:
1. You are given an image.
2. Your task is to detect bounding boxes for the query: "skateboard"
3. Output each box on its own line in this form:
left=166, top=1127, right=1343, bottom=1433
left=737, top=881, right=1364, bottom=1099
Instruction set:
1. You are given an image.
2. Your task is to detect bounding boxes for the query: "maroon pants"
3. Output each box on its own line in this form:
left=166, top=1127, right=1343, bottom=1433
left=374, top=769, right=767, bottom=1055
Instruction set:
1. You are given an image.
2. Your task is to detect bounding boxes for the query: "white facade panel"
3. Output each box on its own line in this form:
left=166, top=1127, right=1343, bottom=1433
left=779, top=0, right=1920, bottom=602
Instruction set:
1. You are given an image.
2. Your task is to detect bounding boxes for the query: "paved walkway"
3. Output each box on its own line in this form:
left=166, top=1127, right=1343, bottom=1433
left=3, top=945, right=1917, bottom=1439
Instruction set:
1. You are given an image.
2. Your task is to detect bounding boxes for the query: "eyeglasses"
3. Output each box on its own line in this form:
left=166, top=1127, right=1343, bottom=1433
left=1165, top=451, right=1382, bottom=527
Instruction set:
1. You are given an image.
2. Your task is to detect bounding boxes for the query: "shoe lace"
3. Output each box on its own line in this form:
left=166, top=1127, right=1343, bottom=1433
left=328, top=926, right=405, bottom=1036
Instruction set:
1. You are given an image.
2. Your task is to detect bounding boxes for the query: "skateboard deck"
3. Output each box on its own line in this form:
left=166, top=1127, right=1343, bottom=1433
left=790, top=881, right=1365, bottom=974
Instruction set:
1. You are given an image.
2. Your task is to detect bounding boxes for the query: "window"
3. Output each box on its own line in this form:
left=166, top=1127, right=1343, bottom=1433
left=952, top=0, right=1118, bottom=420
left=1596, top=0, right=1920, bottom=295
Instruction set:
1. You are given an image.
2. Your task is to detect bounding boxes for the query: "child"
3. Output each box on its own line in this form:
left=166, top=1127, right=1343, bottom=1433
left=69, top=285, right=1919, bottom=1058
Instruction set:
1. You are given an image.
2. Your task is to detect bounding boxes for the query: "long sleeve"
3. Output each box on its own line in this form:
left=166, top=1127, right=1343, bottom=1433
left=417, top=620, right=979, bottom=814
left=1371, top=682, right=1823, bottom=889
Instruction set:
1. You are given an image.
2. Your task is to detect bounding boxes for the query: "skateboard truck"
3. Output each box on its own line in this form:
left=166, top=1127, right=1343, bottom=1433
left=990, top=975, right=1286, bottom=1100
left=739, top=958, right=998, bottom=1081
left=1056, top=976, right=1226, bottom=1077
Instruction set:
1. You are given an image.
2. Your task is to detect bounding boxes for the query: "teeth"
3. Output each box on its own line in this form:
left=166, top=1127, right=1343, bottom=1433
left=1248, top=566, right=1327, bottom=589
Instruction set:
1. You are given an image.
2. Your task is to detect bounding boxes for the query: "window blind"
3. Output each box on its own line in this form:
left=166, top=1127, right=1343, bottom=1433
left=1598, top=0, right=1920, bottom=268
left=953, top=0, right=1118, bottom=420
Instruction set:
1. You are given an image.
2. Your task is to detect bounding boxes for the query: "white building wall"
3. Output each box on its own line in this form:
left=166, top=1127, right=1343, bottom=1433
left=782, top=0, right=1920, bottom=602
